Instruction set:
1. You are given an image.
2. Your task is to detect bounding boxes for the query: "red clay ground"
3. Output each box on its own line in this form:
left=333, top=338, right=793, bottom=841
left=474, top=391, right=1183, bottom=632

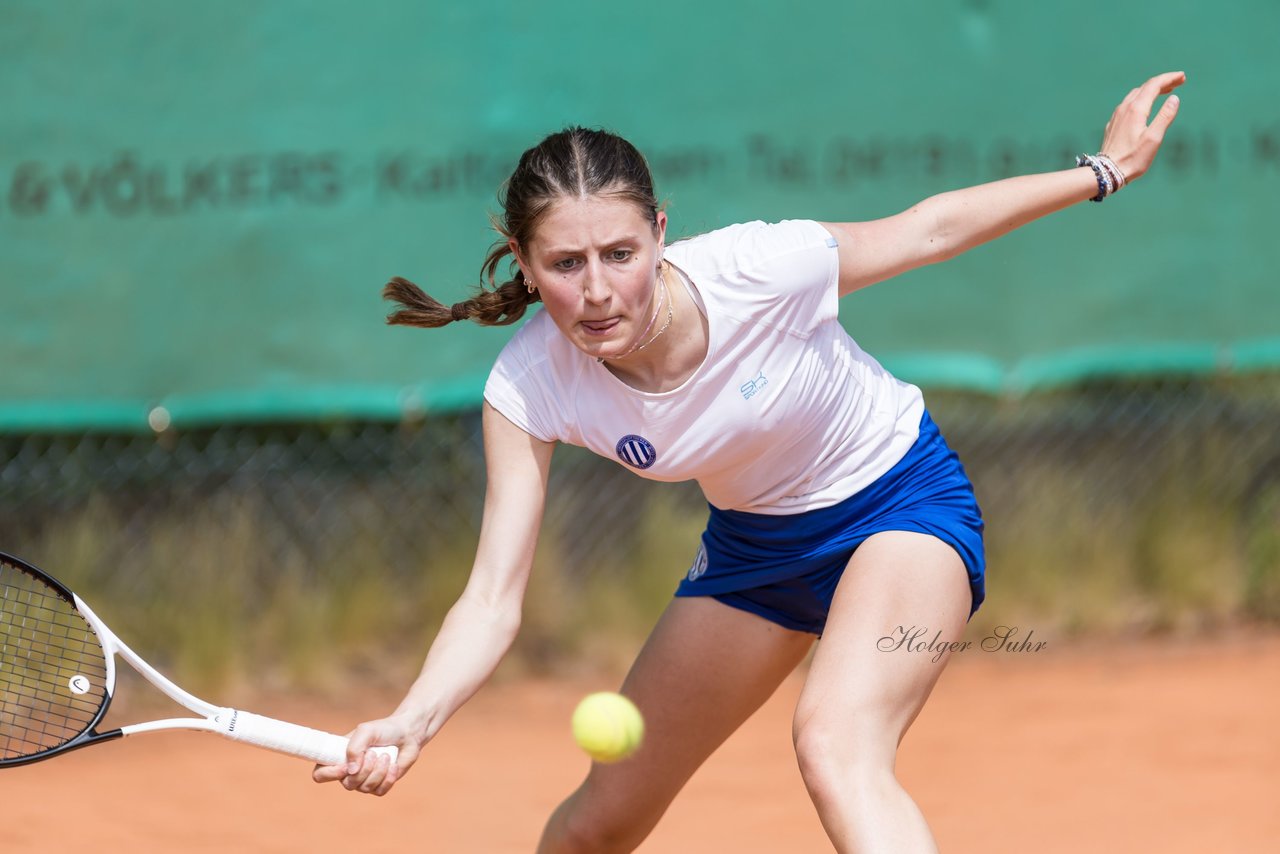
left=4, top=629, right=1278, bottom=852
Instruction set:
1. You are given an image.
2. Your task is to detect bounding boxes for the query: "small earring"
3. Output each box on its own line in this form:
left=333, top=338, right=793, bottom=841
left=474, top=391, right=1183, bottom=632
left=526, top=278, right=535, bottom=294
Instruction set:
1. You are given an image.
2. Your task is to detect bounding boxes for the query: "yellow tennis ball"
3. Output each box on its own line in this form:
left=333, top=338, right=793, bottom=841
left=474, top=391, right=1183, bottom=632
left=571, top=692, right=644, bottom=763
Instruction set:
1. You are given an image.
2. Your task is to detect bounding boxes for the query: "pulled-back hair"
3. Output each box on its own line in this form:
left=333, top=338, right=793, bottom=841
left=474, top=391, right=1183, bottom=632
left=383, top=127, right=660, bottom=328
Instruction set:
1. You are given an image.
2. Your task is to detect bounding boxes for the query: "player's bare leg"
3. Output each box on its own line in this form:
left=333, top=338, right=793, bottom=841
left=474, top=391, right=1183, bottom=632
left=793, top=530, right=971, bottom=853
left=537, top=596, right=814, bottom=854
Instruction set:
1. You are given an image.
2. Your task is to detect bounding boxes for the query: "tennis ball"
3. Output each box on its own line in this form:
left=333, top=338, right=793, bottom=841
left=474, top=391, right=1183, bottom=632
left=571, top=692, right=644, bottom=763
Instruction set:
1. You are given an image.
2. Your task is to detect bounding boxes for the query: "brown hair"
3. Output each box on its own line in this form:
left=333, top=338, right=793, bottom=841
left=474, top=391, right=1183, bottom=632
left=383, top=127, right=660, bottom=328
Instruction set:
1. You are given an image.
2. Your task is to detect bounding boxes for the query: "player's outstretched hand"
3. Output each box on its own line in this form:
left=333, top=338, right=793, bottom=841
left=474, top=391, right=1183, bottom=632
left=1098, top=71, right=1186, bottom=183
left=312, top=714, right=423, bottom=797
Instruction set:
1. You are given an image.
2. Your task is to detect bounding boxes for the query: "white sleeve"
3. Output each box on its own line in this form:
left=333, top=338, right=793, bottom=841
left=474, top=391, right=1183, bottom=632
left=685, top=219, right=840, bottom=334
left=482, top=321, right=561, bottom=443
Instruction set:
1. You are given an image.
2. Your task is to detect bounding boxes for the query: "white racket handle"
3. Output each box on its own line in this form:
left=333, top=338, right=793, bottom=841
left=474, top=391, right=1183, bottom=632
left=223, top=709, right=399, bottom=766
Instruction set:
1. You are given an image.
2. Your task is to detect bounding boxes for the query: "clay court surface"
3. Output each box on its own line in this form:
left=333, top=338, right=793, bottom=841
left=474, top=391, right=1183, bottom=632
left=5, top=629, right=1277, bottom=853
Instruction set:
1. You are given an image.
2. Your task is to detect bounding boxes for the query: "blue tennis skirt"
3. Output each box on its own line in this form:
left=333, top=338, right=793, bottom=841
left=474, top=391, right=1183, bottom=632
left=674, top=410, right=985, bottom=635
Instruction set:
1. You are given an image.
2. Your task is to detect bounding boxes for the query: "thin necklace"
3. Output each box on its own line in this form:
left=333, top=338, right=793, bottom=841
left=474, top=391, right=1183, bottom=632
left=597, top=264, right=675, bottom=363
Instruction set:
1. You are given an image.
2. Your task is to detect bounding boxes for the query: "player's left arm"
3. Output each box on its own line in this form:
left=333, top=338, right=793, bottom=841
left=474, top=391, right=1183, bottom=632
left=822, top=71, right=1185, bottom=297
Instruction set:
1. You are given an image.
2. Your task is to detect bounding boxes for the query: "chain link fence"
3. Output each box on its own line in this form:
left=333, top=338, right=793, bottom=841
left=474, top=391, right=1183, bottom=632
left=3, top=374, right=1278, bottom=682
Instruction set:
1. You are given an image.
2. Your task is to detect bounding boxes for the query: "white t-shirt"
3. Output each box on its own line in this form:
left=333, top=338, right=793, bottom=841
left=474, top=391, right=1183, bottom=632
left=483, top=219, right=925, bottom=514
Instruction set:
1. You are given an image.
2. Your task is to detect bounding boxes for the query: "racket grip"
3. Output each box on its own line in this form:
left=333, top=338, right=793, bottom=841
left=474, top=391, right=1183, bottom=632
left=222, top=709, right=399, bottom=766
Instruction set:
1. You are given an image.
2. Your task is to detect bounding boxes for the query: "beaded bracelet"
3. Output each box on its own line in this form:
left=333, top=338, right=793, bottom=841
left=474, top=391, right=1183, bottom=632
left=1095, top=154, right=1126, bottom=191
left=1076, top=154, right=1108, bottom=202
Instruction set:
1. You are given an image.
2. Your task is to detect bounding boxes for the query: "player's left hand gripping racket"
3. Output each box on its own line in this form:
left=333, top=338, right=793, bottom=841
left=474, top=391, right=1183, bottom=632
left=0, top=551, right=397, bottom=769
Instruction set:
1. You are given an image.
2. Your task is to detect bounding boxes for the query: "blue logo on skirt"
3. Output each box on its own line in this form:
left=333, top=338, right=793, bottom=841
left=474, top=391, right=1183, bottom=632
left=616, top=435, right=657, bottom=469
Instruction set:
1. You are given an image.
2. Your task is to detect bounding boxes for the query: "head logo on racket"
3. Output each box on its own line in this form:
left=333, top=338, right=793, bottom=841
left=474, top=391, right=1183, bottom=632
left=68, top=675, right=91, bottom=695
left=615, top=435, right=657, bottom=470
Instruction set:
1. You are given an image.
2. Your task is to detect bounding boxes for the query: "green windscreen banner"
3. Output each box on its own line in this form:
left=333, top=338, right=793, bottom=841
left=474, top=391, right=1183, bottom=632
left=2, top=1, right=1276, bottom=431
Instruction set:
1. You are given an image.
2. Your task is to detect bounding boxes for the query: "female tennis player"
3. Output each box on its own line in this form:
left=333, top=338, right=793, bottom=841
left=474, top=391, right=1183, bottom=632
left=315, top=71, right=1185, bottom=852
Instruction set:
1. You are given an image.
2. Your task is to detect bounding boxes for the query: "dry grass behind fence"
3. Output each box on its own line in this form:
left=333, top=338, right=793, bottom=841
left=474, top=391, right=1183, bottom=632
left=3, top=374, right=1279, bottom=691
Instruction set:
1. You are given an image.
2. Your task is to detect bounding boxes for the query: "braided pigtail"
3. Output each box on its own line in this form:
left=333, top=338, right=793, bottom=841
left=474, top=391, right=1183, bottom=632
left=382, top=239, right=544, bottom=329
left=381, top=277, right=454, bottom=328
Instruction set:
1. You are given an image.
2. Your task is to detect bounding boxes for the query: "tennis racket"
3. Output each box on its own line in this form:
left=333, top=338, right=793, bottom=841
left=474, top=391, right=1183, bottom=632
left=0, top=550, right=397, bottom=769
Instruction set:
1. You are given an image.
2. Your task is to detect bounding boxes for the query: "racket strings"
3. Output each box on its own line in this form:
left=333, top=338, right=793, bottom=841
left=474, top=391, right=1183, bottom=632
left=1, top=564, right=108, bottom=760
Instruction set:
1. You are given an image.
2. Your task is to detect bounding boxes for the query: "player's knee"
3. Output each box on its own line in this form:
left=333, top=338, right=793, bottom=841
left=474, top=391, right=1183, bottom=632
left=554, top=813, right=647, bottom=854
left=547, top=787, right=656, bottom=854
left=793, top=716, right=839, bottom=797
left=792, top=712, right=890, bottom=803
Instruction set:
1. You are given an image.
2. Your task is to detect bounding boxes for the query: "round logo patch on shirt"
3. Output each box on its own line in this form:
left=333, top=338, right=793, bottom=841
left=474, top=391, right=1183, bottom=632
left=615, top=435, right=658, bottom=469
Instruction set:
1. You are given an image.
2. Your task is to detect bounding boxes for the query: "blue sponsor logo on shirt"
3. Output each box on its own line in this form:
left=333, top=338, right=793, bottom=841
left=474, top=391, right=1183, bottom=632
left=616, top=434, right=658, bottom=469
left=740, top=371, right=768, bottom=400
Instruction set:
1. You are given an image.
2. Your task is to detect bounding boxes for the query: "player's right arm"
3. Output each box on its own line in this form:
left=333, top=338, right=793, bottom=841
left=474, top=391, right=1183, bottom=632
left=313, top=401, right=555, bottom=795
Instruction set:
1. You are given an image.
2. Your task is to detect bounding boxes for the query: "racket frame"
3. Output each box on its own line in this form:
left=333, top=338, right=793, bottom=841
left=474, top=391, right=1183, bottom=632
left=1, top=552, right=396, bottom=768
left=74, top=592, right=231, bottom=737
